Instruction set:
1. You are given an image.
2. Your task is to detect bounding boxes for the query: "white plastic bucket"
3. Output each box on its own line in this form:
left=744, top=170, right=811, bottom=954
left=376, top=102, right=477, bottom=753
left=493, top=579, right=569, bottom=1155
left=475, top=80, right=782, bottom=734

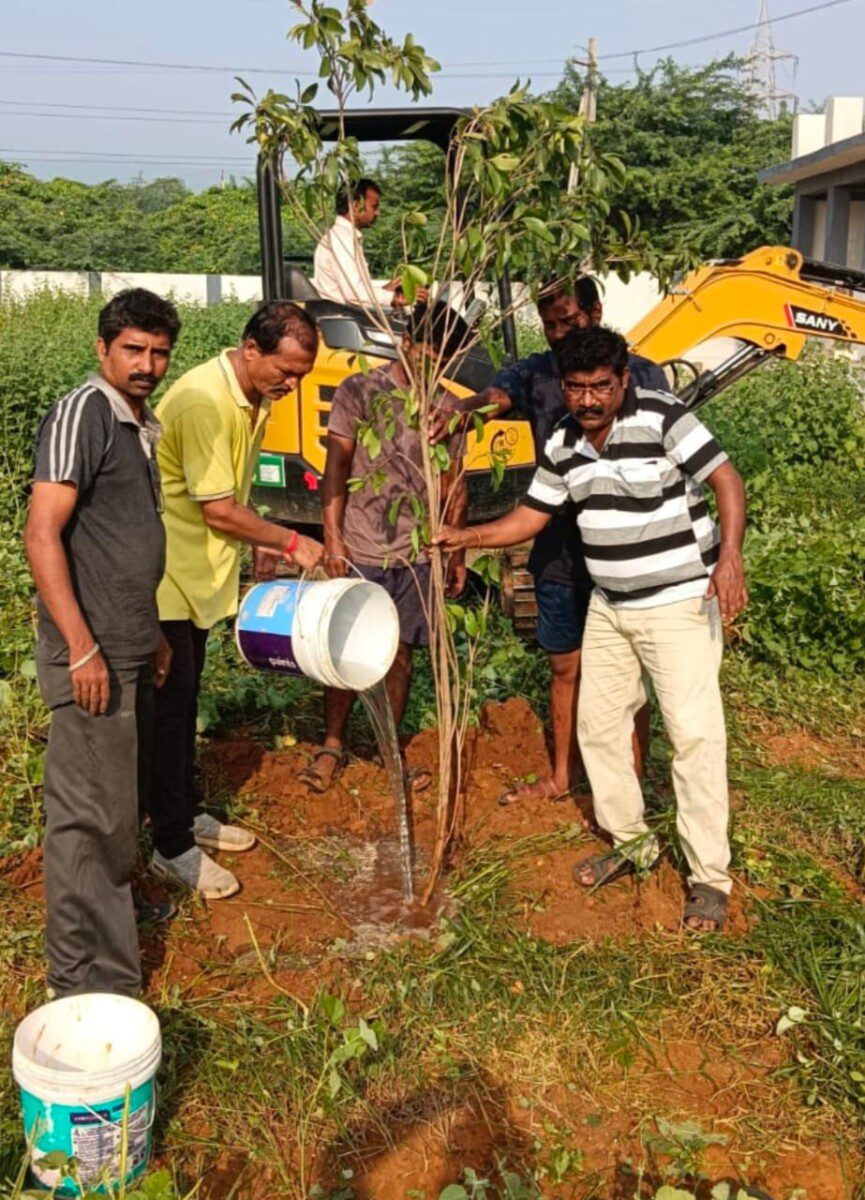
left=235, top=578, right=400, bottom=690
left=12, top=994, right=161, bottom=1194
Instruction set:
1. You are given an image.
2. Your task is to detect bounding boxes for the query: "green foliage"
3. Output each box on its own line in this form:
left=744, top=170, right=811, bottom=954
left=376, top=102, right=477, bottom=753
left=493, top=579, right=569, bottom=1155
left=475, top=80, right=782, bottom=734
left=550, top=57, right=793, bottom=259
left=700, top=350, right=865, bottom=674
left=0, top=163, right=314, bottom=275
left=0, top=290, right=254, bottom=852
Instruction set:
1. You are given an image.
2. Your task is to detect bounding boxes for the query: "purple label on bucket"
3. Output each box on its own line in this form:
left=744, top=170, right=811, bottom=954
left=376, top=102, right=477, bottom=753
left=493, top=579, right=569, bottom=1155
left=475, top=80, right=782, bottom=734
left=236, top=581, right=305, bottom=676
left=236, top=629, right=302, bottom=675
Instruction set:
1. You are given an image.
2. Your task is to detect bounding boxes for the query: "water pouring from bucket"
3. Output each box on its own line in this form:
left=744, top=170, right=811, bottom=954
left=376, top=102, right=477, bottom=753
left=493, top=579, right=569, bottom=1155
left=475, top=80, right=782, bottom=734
left=236, top=578, right=415, bottom=900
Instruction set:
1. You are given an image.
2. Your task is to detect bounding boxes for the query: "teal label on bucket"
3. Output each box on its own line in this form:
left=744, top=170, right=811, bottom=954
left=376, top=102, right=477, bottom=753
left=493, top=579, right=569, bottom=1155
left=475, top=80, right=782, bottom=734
left=21, top=1079, right=154, bottom=1195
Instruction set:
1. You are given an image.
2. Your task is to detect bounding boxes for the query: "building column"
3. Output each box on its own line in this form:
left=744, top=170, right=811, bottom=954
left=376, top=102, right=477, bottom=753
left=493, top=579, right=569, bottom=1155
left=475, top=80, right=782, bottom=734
left=825, top=185, right=852, bottom=267
left=791, top=192, right=817, bottom=256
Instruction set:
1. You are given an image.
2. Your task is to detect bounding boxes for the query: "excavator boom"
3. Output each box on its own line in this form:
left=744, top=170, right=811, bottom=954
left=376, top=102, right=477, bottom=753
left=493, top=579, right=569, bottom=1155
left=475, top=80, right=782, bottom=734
left=628, top=246, right=865, bottom=409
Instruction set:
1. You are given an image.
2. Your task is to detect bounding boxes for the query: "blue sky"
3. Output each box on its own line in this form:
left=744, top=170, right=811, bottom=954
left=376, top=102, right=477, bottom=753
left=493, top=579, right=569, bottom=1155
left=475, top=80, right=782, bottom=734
left=1, top=0, right=861, bottom=186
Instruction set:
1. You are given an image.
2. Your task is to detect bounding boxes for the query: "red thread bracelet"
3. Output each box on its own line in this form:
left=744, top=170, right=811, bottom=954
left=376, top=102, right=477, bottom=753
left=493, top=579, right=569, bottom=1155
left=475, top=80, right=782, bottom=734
left=283, top=530, right=300, bottom=559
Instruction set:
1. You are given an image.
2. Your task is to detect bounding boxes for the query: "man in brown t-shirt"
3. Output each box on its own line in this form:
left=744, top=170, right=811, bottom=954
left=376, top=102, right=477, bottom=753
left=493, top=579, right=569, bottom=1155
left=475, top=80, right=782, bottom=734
left=299, top=301, right=469, bottom=792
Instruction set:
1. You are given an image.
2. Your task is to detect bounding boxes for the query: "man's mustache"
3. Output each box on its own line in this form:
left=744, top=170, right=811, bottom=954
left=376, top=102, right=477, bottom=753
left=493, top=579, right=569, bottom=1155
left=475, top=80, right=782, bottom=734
left=128, top=373, right=158, bottom=386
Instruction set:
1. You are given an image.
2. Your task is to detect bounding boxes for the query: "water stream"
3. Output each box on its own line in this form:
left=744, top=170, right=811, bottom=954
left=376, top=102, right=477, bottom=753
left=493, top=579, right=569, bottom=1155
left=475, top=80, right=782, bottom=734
left=358, top=679, right=415, bottom=903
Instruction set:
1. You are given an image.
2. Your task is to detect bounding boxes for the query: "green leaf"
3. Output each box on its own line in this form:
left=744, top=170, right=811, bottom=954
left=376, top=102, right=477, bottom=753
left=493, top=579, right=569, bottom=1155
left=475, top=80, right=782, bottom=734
left=34, top=1151, right=71, bottom=1169
left=328, top=1067, right=342, bottom=1099
left=387, top=497, right=403, bottom=527
left=400, top=262, right=429, bottom=305
left=438, top=1188, right=469, bottom=1200
left=300, top=83, right=319, bottom=104
left=489, top=153, right=520, bottom=171
left=357, top=1017, right=378, bottom=1050
left=320, top=992, right=345, bottom=1028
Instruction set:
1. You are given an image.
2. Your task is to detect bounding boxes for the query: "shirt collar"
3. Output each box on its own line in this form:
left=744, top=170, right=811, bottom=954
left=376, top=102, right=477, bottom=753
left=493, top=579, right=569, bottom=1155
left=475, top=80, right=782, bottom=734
left=218, top=349, right=252, bottom=409
left=334, top=214, right=362, bottom=239
left=218, top=350, right=271, bottom=417
left=621, top=378, right=640, bottom=418
left=89, top=373, right=161, bottom=432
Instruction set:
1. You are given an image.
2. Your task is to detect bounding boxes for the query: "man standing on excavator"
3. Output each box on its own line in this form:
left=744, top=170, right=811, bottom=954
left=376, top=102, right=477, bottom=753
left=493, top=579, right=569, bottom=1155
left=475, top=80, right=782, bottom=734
left=313, top=178, right=424, bottom=310
left=431, top=277, right=666, bottom=808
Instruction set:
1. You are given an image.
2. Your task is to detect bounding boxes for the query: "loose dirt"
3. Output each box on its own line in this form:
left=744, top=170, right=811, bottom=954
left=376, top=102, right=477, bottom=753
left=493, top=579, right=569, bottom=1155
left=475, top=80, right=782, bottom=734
left=2, top=697, right=858, bottom=1198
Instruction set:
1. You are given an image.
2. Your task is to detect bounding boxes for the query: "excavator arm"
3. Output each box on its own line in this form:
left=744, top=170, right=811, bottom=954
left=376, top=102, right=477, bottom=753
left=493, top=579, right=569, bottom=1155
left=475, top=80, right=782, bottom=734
left=628, top=245, right=865, bottom=410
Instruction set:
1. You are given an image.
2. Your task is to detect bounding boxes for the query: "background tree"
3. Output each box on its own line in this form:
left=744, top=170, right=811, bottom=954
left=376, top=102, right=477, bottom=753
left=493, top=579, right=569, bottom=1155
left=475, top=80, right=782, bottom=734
left=550, top=57, right=793, bottom=259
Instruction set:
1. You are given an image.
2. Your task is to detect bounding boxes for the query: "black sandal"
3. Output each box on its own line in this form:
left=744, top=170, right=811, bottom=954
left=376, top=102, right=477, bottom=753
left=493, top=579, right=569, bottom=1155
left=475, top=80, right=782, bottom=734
left=298, top=746, right=347, bottom=794
left=573, top=848, right=664, bottom=890
left=682, top=883, right=728, bottom=933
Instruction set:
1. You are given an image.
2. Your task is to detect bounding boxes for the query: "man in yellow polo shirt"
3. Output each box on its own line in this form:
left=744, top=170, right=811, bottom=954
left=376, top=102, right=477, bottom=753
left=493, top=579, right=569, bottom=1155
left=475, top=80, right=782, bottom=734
left=149, top=302, right=323, bottom=899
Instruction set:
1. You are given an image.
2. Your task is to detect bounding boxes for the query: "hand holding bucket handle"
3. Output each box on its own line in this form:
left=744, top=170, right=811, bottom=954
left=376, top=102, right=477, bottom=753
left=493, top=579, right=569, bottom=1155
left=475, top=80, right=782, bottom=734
left=282, top=531, right=325, bottom=572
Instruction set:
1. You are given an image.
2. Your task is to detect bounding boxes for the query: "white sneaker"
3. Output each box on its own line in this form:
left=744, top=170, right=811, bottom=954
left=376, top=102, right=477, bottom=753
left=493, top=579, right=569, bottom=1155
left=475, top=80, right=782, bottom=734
left=152, top=846, right=240, bottom=900
left=193, top=813, right=256, bottom=853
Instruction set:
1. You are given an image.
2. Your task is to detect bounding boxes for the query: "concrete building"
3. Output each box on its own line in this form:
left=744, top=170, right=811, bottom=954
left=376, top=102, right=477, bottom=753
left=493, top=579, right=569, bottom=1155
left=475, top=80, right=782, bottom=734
left=759, top=96, right=865, bottom=270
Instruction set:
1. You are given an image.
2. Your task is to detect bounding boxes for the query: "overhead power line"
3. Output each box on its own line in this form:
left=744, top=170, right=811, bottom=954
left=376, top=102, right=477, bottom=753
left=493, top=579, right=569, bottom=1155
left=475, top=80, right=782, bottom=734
left=0, top=1, right=852, bottom=79
left=597, top=0, right=850, bottom=60
left=0, top=109, right=229, bottom=127
left=0, top=98, right=234, bottom=118
left=0, top=148, right=252, bottom=164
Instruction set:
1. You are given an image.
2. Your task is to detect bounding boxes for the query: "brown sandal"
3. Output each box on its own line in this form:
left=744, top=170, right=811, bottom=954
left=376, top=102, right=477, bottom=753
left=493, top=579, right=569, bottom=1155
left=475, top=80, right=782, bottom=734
left=298, top=746, right=347, bottom=794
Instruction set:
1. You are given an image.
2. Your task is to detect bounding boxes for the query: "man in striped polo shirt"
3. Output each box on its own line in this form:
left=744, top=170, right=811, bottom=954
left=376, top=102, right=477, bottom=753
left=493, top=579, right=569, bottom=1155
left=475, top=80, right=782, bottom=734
left=434, top=326, right=747, bottom=932
left=25, top=288, right=179, bottom=995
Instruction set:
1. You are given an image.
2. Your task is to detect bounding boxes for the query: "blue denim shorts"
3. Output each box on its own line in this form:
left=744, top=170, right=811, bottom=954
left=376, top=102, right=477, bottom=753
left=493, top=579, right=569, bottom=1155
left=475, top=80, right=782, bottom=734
left=534, top=578, right=592, bottom=655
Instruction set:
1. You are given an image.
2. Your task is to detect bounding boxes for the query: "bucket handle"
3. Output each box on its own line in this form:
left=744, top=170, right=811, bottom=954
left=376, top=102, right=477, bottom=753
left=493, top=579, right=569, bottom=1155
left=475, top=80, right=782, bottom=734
left=298, top=556, right=365, bottom=586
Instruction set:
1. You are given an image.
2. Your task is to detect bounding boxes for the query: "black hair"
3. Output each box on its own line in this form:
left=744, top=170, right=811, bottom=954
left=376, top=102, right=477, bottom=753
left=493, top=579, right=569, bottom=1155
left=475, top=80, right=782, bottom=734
left=335, top=177, right=382, bottom=217
left=241, top=301, right=319, bottom=355
left=404, top=300, right=470, bottom=361
left=537, top=275, right=601, bottom=315
left=554, top=325, right=630, bottom=379
left=97, top=288, right=181, bottom=348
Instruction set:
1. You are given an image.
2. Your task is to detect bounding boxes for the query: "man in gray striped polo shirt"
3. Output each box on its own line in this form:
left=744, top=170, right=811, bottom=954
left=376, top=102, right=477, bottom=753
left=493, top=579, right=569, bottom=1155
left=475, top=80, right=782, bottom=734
left=434, top=326, right=747, bottom=932
left=25, top=289, right=178, bottom=995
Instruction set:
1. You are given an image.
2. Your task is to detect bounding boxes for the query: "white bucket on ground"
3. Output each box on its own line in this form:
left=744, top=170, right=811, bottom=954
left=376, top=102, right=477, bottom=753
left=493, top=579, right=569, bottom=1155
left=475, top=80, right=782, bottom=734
left=235, top=578, right=400, bottom=690
left=12, top=993, right=161, bottom=1194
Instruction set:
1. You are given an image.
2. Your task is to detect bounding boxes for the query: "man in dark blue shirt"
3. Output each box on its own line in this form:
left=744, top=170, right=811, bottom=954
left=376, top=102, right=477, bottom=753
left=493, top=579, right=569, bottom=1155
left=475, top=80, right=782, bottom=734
left=433, top=278, right=667, bottom=806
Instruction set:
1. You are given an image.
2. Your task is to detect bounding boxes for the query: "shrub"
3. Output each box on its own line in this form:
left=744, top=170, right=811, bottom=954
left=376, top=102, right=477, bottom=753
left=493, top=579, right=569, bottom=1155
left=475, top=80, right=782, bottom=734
left=701, top=349, right=865, bottom=674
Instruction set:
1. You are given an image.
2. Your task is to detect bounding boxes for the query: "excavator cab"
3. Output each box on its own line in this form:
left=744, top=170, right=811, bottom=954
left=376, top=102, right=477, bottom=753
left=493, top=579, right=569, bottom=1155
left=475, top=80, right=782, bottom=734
left=252, top=107, right=535, bottom=526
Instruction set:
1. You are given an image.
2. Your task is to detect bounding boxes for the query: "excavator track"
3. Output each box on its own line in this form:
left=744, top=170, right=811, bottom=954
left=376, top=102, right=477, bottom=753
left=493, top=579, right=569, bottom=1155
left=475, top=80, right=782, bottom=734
left=500, top=546, right=537, bottom=636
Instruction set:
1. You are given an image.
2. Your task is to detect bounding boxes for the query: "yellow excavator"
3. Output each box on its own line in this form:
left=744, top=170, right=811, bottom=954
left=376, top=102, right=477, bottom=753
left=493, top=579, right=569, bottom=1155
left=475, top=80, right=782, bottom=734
left=630, top=244, right=865, bottom=406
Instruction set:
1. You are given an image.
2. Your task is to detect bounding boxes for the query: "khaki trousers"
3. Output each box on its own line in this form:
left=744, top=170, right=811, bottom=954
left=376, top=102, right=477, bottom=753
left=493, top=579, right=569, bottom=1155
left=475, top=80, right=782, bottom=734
left=577, top=592, right=731, bottom=894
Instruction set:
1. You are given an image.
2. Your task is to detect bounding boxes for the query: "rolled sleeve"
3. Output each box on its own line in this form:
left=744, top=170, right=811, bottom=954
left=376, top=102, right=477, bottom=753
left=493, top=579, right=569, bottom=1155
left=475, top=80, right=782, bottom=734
left=327, top=378, right=365, bottom=442
left=525, top=436, right=570, bottom=513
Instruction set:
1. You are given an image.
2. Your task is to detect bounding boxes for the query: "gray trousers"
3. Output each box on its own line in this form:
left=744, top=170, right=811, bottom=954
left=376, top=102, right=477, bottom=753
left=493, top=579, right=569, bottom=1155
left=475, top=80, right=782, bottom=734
left=37, top=653, right=153, bottom=997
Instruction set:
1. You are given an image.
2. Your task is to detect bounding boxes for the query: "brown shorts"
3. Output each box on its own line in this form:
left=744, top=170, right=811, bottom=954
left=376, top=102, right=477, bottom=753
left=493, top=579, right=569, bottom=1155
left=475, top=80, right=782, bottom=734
left=354, top=562, right=431, bottom=647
